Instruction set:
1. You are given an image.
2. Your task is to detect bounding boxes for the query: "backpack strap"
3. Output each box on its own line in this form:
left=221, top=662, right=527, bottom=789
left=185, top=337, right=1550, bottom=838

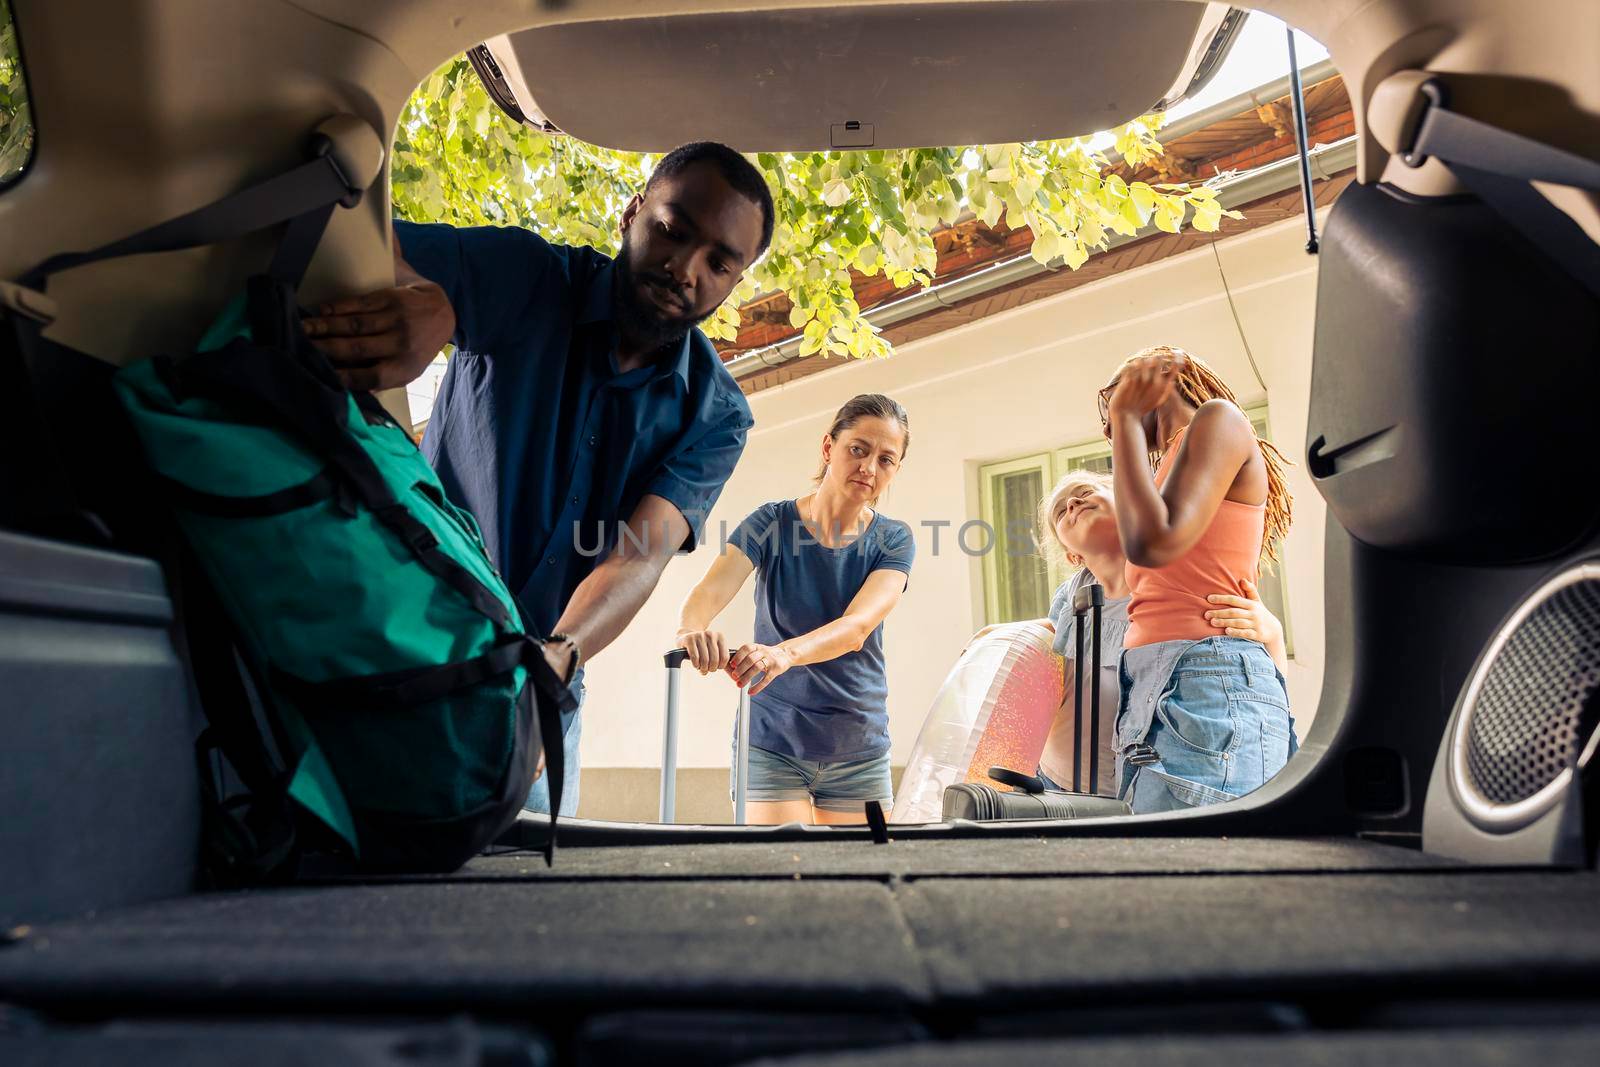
left=1402, top=79, right=1600, bottom=298
left=176, top=560, right=301, bottom=885
left=270, top=635, right=561, bottom=712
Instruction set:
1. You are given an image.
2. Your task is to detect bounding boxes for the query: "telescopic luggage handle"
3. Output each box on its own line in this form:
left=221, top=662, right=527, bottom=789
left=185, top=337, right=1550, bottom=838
left=1070, top=583, right=1106, bottom=795
left=734, top=683, right=751, bottom=826
left=662, top=649, right=687, bottom=823
left=661, top=648, right=750, bottom=825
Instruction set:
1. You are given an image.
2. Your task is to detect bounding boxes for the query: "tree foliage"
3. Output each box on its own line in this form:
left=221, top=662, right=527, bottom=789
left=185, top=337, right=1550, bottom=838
left=0, top=0, right=33, bottom=184
left=392, top=57, right=1239, bottom=360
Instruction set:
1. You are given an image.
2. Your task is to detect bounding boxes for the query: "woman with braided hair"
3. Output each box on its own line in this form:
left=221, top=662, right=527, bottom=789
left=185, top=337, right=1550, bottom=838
left=1099, top=345, right=1298, bottom=813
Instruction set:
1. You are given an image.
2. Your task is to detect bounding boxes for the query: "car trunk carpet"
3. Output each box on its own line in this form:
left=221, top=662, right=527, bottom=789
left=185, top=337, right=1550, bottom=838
left=439, top=834, right=1462, bottom=882
left=0, top=837, right=1595, bottom=1023
left=741, top=1029, right=1600, bottom=1067
left=0, top=1020, right=491, bottom=1067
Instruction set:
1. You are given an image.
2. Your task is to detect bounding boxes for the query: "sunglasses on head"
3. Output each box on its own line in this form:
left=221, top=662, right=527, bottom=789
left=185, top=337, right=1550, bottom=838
left=1097, top=381, right=1118, bottom=436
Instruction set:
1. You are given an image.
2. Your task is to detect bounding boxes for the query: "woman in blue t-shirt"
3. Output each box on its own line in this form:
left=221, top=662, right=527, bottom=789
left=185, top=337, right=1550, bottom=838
left=676, top=394, right=916, bottom=825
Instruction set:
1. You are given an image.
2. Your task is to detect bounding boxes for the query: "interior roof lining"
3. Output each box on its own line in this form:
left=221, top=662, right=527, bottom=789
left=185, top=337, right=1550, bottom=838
left=498, top=0, right=1212, bottom=152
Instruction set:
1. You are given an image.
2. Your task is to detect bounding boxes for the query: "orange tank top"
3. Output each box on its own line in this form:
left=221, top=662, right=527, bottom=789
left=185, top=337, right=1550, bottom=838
left=1124, top=427, right=1266, bottom=648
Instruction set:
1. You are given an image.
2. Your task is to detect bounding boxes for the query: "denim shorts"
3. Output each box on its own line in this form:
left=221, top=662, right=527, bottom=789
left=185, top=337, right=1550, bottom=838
left=737, top=743, right=894, bottom=814
left=1118, top=638, right=1297, bottom=814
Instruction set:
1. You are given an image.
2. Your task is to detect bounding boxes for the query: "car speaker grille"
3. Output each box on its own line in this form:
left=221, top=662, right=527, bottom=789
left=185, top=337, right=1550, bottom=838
left=1463, top=575, right=1600, bottom=806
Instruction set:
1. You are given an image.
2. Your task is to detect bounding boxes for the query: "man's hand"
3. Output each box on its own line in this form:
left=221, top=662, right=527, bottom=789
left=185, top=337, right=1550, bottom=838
left=303, top=248, right=455, bottom=392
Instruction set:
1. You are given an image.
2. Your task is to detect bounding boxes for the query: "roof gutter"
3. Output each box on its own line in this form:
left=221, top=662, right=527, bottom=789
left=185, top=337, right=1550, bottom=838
left=1148, top=57, right=1340, bottom=147
left=725, top=133, right=1357, bottom=381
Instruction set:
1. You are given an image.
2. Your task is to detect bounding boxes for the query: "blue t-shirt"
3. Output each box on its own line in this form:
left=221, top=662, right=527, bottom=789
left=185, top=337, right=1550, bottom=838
left=729, top=499, right=915, bottom=762
left=394, top=220, right=753, bottom=635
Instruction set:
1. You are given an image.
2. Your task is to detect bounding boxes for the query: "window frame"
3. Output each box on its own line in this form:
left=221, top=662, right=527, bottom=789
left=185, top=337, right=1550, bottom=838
left=976, top=451, right=1053, bottom=626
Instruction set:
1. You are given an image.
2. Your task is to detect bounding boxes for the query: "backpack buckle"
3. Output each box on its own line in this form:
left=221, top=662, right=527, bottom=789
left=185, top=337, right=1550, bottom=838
left=403, top=525, right=439, bottom=553
left=376, top=504, right=439, bottom=553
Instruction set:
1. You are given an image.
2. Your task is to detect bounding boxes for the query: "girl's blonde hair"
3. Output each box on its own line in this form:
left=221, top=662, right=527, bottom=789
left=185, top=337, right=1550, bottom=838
left=1035, top=468, right=1114, bottom=570
left=1101, top=345, right=1294, bottom=560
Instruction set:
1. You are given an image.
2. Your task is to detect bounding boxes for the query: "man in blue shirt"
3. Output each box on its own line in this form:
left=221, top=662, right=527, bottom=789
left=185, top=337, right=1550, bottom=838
left=302, top=143, right=774, bottom=814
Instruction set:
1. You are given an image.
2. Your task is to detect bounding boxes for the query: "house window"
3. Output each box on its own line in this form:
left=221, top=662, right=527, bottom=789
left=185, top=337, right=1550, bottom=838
left=977, top=453, right=1053, bottom=624
left=978, top=404, right=1293, bottom=656
left=0, top=0, right=33, bottom=187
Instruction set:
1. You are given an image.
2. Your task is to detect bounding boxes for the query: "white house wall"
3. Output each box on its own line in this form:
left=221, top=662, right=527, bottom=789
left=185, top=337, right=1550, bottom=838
left=578, top=214, right=1329, bottom=786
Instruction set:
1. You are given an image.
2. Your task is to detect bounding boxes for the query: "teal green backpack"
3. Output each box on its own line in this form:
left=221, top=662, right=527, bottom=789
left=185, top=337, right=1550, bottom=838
left=23, top=143, right=572, bottom=877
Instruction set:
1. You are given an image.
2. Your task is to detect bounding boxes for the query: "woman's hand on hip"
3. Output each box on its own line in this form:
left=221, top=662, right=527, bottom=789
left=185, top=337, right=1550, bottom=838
left=729, top=642, right=794, bottom=696
left=677, top=628, right=730, bottom=674
left=1204, top=578, right=1280, bottom=644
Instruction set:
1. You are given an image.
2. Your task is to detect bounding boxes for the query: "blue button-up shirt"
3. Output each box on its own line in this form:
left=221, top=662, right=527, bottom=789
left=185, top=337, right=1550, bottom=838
left=395, top=221, right=753, bottom=635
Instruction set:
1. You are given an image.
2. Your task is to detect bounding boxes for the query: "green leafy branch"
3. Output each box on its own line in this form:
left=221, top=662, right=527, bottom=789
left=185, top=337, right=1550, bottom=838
left=0, top=0, right=35, bottom=184
left=392, top=57, right=1241, bottom=361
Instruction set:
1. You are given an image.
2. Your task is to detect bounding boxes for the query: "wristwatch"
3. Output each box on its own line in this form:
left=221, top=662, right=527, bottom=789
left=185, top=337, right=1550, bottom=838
left=546, top=632, right=581, bottom=683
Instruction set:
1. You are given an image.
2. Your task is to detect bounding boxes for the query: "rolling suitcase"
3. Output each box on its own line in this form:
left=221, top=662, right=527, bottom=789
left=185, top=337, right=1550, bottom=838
left=661, top=648, right=751, bottom=824
left=943, top=582, right=1131, bottom=821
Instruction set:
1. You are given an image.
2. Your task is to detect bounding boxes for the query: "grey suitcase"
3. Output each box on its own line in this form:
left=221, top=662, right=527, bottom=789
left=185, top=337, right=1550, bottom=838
left=661, top=648, right=750, bottom=824
left=943, top=582, right=1132, bottom=821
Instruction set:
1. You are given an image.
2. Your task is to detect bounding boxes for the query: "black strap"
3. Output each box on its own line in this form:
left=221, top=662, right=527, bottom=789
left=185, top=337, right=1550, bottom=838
left=155, top=469, right=342, bottom=518
left=370, top=504, right=514, bottom=630
left=172, top=545, right=284, bottom=795
left=19, top=150, right=358, bottom=291
left=193, top=735, right=297, bottom=886
left=522, top=640, right=573, bottom=866
left=1071, top=597, right=1086, bottom=794
left=269, top=200, right=339, bottom=289
left=864, top=800, right=889, bottom=844
left=1407, top=80, right=1600, bottom=299
left=987, top=766, right=1046, bottom=794
left=170, top=543, right=301, bottom=884
left=273, top=637, right=537, bottom=712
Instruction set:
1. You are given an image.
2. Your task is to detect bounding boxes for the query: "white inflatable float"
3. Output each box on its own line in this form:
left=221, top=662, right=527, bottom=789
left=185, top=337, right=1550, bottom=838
left=892, top=621, right=1063, bottom=824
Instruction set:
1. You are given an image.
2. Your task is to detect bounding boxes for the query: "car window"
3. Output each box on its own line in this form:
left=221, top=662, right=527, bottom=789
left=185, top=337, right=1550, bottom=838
left=1, top=0, right=34, bottom=187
